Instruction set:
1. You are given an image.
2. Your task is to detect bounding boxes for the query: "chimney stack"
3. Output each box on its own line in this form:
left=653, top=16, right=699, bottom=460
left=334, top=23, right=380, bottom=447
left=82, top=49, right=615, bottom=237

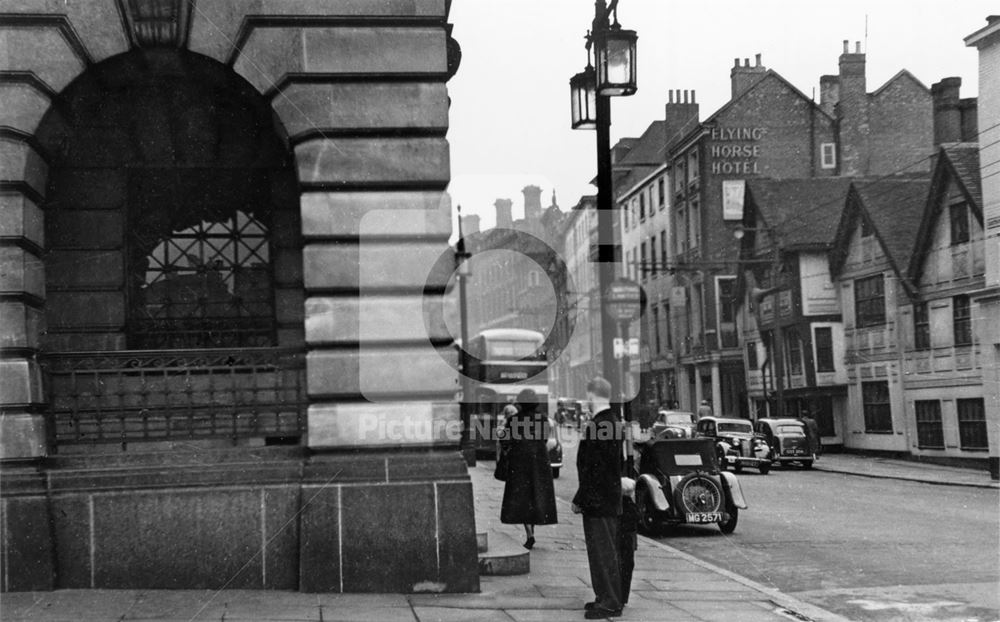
left=664, top=89, right=699, bottom=140
left=932, top=77, right=979, bottom=144
left=819, top=74, right=840, bottom=116
left=837, top=39, right=869, bottom=175
left=460, top=214, right=480, bottom=236
left=522, top=185, right=543, bottom=222
left=494, top=198, right=513, bottom=229
left=730, top=53, right=767, bottom=99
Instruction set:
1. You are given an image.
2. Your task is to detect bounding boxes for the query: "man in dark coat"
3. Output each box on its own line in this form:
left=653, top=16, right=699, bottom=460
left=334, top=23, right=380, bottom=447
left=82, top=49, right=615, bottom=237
left=800, top=410, right=821, bottom=457
left=573, top=376, right=623, bottom=619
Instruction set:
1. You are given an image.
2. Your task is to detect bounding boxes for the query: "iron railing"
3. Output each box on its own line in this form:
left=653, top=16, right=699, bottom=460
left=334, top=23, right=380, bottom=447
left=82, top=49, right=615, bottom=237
left=40, top=348, right=306, bottom=450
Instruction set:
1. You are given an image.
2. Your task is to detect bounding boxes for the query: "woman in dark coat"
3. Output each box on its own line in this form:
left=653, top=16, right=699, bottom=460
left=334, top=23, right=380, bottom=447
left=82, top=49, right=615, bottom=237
left=500, top=388, right=557, bottom=549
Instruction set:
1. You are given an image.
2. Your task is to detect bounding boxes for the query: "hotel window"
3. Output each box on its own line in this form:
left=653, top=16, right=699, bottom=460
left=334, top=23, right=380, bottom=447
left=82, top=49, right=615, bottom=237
left=623, top=204, right=629, bottom=231
left=914, top=400, right=944, bottom=449
left=862, top=381, right=893, bottom=433
left=957, top=398, right=987, bottom=450
left=674, top=161, right=685, bottom=193
left=688, top=151, right=699, bottom=182
left=631, top=199, right=638, bottom=225
left=689, top=198, right=700, bottom=249
left=746, top=341, right=758, bottom=370
left=640, top=242, right=648, bottom=280
left=820, top=143, right=836, bottom=169
left=649, top=236, right=657, bottom=276
left=639, top=192, right=646, bottom=221
left=950, top=202, right=969, bottom=246
left=657, top=178, right=666, bottom=209
left=854, top=274, right=885, bottom=327
left=626, top=250, right=634, bottom=280
left=953, top=295, right=972, bottom=346
left=660, top=230, right=668, bottom=267
left=785, top=329, right=803, bottom=375
left=814, top=326, right=835, bottom=372
left=913, top=302, right=930, bottom=350
left=676, top=204, right=687, bottom=254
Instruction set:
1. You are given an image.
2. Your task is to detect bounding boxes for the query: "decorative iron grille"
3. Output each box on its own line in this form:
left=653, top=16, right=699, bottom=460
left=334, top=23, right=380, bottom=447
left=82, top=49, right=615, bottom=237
left=129, top=210, right=276, bottom=349
left=41, top=348, right=305, bottom=449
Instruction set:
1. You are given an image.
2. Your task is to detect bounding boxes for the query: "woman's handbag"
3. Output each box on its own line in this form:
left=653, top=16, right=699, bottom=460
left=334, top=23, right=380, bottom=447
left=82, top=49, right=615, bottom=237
left=494, top=442, right=511, bottom=481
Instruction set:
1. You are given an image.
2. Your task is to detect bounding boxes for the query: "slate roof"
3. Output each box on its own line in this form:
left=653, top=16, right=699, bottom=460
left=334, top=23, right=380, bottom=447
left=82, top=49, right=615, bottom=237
left=745, top=178, right=854, bottom=249
left=852, top=177, right=932, bottom=279
left=941, top=143, right=982, bottom=210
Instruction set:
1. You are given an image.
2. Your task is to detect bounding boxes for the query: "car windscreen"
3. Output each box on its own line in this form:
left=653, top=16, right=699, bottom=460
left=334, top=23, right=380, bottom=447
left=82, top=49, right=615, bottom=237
left=717, top=422, right=753, bottom=434
left=661, top=413, right=695, bottom=425
left=777, top=425, right=806, bottom=436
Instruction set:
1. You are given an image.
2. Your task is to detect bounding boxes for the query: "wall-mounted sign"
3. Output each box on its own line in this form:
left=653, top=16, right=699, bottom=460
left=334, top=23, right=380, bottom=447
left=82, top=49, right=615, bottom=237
left=710, top=126, right=766, bottom=175
left=722, top=180, right=745, bottom=221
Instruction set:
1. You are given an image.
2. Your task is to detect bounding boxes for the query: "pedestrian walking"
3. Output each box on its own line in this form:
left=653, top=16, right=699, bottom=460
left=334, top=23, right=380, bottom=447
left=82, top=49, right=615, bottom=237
left=500, top=389, right=557, bottom=550
left=800, top=410, right=822, bottom=457
left=697, top=399, right=714, bottom=421
left=572, top=377, right=624, bottom=619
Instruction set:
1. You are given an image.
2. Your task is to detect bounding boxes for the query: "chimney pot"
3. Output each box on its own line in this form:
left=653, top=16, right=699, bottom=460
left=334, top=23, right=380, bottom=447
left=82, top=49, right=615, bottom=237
left=668, top=90, right=673, bottom=104
left=734, top=57, right=740, bottom=68
left=843, top=40, right=849, bottom=53
left=684, top=90, right=689, bottom=103
left=855, top=41, right=861, bottom=53
left=755, top=53, right=761, bottom=66
left=744, top=57, right=750, bottom=67
left=691, top=89, right=696, bottom=103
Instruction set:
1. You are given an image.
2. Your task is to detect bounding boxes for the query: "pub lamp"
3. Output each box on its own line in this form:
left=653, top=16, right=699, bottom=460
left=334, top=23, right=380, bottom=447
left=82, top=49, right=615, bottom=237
left=569, top=65, right=597, bottom=129
left=593, top=23, right=637, bottom=96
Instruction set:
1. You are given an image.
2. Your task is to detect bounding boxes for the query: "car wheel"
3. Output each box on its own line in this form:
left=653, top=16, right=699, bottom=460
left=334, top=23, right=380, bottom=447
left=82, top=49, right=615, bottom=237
left=801, top=460, right=813, bottom=470
left=758, top=463, right=770, bottom=475
left=635, top=486, right=661, bottom=536
left=719, top=506, right=738, bottom=534
left=551, top=467, right=560, bottom=479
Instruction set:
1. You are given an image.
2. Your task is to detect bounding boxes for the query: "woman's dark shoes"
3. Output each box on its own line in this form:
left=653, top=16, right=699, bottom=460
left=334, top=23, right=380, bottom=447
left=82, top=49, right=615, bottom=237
left=523, top=536, right=535, bottom=550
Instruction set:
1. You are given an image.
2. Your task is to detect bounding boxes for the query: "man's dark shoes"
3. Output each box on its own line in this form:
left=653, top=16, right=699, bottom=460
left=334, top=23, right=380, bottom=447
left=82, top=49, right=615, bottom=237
left=584, top=606, right=622, bottom=619
left=523, top=536, right=535, bottom=550
left=584, top=601, right=597, bottom=610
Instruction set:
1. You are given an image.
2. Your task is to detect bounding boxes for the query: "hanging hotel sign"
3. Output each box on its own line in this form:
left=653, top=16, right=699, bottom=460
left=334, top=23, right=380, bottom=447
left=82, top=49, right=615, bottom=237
left=710, top=126, right=766, bottom=175
left=722, top=180, right=745, bottom=221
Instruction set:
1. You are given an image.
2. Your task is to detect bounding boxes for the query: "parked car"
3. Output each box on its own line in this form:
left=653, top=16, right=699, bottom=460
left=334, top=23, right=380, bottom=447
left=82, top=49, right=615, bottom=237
left=633, top=438, right=748, bottom=535
left=755, top=418, right=815, bottom=468
left=696, top=417, right=771, bottom=474
left=651, top=410, right=698, bottom=439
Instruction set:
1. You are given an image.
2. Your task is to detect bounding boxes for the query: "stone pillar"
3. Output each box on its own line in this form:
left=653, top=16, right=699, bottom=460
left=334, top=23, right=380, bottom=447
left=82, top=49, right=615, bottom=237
left=223, top=3, right=479, bottom=591
left=711, top=362, right=723, bottom=417
left=693, top=366, right=703, bottom=407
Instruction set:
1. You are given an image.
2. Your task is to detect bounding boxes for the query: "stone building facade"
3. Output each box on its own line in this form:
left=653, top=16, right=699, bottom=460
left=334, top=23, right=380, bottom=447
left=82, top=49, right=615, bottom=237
left=1, top=0, right=479, bottom=593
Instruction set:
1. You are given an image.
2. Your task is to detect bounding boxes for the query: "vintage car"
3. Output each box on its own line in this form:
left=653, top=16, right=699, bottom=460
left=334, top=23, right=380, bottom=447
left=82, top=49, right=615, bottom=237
left=696, top=417, right=772, bottom=474
left=755, top=418, right=815, bottom=468
left=634, top=438, right=748, bottom=535
left=651, top=410, right=698, bottom=439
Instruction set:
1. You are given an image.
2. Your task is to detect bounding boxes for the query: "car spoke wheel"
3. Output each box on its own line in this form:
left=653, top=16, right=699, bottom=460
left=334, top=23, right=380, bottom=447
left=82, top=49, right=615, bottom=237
left=675, top=475, right=723, bottom=516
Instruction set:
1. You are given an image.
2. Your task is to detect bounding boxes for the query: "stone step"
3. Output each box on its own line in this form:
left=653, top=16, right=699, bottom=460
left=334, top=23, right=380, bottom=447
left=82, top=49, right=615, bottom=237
left=477, top=530, right=529, bottom=576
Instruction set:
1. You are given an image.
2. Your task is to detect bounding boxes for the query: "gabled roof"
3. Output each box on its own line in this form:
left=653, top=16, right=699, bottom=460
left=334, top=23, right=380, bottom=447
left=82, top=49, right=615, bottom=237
left=907, top=144, right=983, bottom=283
left=830, top=177, right=931, bottom=291
left=745, top=178, right=854, bottom=250
left=870, top=69, right=929, bottom=98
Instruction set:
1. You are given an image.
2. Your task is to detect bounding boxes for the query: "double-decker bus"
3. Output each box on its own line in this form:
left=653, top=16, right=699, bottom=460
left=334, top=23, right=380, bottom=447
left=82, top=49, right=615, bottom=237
left=460, top=328, right=549, bottom=456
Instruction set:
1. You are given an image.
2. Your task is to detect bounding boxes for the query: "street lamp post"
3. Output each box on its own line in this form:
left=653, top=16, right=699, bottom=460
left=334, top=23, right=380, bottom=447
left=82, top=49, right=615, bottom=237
left=570, top=0, right=638, bottom=422
left=456, top=206, right=476, bottom=466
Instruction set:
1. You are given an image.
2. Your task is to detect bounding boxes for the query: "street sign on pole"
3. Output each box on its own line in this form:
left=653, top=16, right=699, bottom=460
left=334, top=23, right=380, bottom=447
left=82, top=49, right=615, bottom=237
left=605, top=278, right=642, bottom=322
left=627, top=337, right=639, bottom=357
left=613, top=337, right=625, bottom=359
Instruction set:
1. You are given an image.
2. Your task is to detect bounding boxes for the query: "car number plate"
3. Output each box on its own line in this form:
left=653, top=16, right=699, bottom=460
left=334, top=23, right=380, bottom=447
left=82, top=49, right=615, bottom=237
left=742, top=459, right=760, bottom=467
left=686, top=512, right=722, bottom=524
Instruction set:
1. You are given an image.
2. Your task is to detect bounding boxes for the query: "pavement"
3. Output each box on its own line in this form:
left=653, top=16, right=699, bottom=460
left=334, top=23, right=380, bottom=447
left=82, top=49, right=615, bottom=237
left=812, top=452, right=999, bottom=489
left=4, top=452, right=992, bottom=622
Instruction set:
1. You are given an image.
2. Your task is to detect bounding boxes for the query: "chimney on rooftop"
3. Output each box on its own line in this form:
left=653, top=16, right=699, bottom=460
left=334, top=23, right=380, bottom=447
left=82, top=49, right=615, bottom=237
left=522, top=185, right=543, bottom=222
left=494, top=198, right=513, bottom=229
left=837, top=39, right=869, bottom=175
left=665, top=88, right=699, bottom=139
left=932, top=77, right=979, bottom=144
left=731, top=53, right=767, bottom=99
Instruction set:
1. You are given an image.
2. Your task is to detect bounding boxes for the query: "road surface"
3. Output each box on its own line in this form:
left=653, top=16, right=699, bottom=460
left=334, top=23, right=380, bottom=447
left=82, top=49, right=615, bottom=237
left=547, top=424, right=999, bottom=622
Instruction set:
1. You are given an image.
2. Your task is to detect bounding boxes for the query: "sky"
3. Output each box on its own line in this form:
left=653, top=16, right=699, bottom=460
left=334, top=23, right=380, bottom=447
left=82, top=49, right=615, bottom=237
left=445, top=0, right=995, bottom=232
